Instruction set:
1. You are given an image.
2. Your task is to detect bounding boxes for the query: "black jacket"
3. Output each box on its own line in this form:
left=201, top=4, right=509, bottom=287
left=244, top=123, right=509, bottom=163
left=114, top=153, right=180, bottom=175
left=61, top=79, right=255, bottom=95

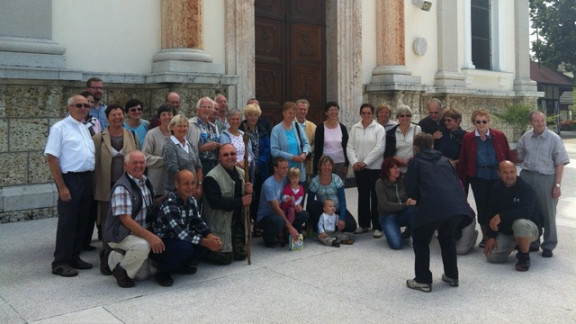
left=486, top=177, right=543, bottom=238
left=404, top=149, right=473, bottom=228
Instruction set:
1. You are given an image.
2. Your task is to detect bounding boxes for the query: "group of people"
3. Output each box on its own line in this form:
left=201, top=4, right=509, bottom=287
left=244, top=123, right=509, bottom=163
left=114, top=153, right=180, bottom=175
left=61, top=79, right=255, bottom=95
left=45, top=81, right=569, bottom=292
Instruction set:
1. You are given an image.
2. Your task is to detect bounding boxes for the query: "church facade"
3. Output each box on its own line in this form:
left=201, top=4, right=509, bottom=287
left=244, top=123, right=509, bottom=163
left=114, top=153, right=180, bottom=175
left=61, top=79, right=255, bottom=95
left=0, top=0, right=540, bottom=222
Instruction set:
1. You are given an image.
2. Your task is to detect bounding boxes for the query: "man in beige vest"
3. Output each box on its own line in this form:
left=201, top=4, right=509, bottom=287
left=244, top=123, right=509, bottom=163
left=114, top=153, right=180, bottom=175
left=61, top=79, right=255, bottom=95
left=203, top=144, right=253, bottom=264
left=296, top=99, right=317, bottom=180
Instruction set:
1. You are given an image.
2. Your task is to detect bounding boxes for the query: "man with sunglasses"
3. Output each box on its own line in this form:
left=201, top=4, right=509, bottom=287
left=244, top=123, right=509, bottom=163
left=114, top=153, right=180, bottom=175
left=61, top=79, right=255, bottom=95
left=202, top=144, right=253, bottom=264
left=45, top=95, right=96, bottom=277
left=418, top=98, right=445, bottom=149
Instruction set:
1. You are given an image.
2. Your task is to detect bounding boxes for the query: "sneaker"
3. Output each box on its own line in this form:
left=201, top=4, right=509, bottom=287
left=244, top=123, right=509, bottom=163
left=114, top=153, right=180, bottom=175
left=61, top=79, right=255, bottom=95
left=155, top=271, right=174, bottom=287
left=406, top=279, right=431, bottom=293
left=354, top=227, right=369, bottom=234
left=515, top=252, right=531, bottom=271
left=175, top=262, right=197, bottom=275
left=52, top=264, right=78, bottom=277
left=372, top=229, right=383, bottom=238
left=331, top=240, right=341, bottom=247
left=100, top=249, right=112, bottom=275
left=542, top=249, right=553, bottom=258
left=441, top=274, right=459, bottom=287
left=112, top=265, right=135, bottom=288
left=70, top=258, right=93, bottom=270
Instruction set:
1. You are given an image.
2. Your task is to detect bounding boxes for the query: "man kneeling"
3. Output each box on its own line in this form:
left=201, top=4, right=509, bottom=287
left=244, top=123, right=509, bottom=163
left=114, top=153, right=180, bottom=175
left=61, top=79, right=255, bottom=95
left=104, top=151, right=164, bottom=288
left=484, top=161, right=542, bottom=271
left=151, top=170, right=223, bottom=286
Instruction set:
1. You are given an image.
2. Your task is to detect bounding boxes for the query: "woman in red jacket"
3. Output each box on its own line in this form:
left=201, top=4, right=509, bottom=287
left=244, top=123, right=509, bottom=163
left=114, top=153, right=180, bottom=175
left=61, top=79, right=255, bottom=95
left=457, top=109, right=510, bottom=248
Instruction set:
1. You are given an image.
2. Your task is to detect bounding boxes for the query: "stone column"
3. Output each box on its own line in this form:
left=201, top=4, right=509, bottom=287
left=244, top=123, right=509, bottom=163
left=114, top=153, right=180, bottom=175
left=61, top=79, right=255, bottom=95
left=434, top=0, right=466, bottom=89
left=0, top=0, right=66, bottom=69
left=370, top=0, right=420, bottom=86
left=513, top=0, right=538, bottom=93
left=462, top=1, right=475, bottom=69
left=326, top=0, right=363, bottom=126
left=224, top=0, right=255, bottom=109
left=152, top=0, right=223, bottom=74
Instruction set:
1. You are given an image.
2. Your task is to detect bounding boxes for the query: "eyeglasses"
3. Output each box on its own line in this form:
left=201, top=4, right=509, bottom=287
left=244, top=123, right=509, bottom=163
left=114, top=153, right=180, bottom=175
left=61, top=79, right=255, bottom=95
left=222, top=152, right=236, bottom=157
left=429, top=111, right=440, bottom=115
left=129, top=107, right=143, bottom=112
left=73, top=103, right=91, bottom=109
left=398, top=114, right=412, bottom=118
left=444, top=118, right=454, bottom=122
left=475, top=120, right=488, bottom=124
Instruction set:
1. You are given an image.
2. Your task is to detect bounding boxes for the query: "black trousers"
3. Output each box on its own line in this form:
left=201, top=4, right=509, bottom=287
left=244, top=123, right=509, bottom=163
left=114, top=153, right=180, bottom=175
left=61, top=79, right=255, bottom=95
left=354, top=169, right=381, bottom=230
left=469, top=177, right=498, bottom=225
left=412, top=215, right=463, bottom=284
left=53, top=171, right=93, bottom=268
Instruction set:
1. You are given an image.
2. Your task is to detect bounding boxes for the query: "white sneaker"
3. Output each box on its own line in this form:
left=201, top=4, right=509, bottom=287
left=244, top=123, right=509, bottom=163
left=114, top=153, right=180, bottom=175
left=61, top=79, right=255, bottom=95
left=372, top=229, right=383, bottom=238
left=354, top=227, right=369, bottom=234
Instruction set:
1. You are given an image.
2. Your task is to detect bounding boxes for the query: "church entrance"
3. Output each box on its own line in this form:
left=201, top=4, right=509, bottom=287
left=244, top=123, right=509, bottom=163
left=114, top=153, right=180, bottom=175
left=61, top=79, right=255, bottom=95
left=254, top=0, right=326, bottom=125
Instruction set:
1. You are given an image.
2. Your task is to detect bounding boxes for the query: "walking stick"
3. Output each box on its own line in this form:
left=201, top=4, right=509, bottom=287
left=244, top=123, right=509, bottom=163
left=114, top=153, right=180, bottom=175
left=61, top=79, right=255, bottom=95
left=243, top=133, right=252, bottom=265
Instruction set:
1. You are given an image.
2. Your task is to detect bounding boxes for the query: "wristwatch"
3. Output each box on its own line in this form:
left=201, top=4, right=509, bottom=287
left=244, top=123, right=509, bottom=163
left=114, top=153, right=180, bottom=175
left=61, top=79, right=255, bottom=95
left=555, top=183, right=561, bottom=188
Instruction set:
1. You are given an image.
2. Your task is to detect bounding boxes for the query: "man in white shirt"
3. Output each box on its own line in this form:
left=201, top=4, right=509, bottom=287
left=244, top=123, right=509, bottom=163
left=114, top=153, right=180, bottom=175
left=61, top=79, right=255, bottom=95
left=45, top=95, right=96, bottom=277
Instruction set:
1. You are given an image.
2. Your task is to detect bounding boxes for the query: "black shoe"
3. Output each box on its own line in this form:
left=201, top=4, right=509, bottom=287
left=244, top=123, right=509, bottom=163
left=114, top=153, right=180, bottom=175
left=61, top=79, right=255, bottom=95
left=542, top=249, right=553, bottom=258
left=70, top=258, right=93, bottom=270
left=83, top=245, right=96, bottom=251
left=515, top=252, right=530, bottom=271
left=112, top=265, right=135, bottom=288
left=331, top=240, right=341, bottom=247
left=442, top=274, right=459, bottom=287
left=52, top=264, right=78, bottom=277
left=234, top=253, right=247, bottom=261
left=155, top=271, right=174, bottom=287
left=100, top=249, right=112, bottom=275
left=529, top=245, right=540, bottom=252
left=175, top=263, right=197, bottom=275
left=264, top=241, right=277, bottom=248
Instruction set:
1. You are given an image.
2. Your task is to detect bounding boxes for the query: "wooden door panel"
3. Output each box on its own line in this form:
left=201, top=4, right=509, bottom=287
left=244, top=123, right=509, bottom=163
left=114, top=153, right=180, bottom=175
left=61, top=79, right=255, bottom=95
left=255, top=0, right=282, bottom=19
left=256, top=63, right=285, bottom=125
left=255, top=18, right=284, bottom=63
left=290, top=23, right=323, bottom=63
left=289, top=0, right=324, bottom=23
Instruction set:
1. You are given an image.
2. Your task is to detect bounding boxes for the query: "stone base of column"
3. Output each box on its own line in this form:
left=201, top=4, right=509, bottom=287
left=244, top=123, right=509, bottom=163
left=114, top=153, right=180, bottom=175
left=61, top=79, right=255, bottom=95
left=370, top=65, right=422, bottom=84
left=0, top=37, right=66, bottom=69
left=513, top=78, right=540, bottom=95
left=152, top=48, right=224, bottom=74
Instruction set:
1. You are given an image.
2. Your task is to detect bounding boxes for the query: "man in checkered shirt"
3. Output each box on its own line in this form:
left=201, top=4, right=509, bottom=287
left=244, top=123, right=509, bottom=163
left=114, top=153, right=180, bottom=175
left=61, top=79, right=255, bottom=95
left=104, top=150, right=164, bottom=288
left=151, top=169, right=223, bottom=286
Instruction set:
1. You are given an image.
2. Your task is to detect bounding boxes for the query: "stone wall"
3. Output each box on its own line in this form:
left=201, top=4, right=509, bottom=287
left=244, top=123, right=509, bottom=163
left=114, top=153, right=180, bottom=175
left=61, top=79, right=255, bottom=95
left=364, top=90, right=538, bottom=141
left=0, top=78, right=228, bottom=223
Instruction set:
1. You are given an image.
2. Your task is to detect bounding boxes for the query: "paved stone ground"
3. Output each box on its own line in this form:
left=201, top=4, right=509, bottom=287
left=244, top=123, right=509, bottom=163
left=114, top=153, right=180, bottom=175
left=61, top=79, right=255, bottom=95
left=1, top=133, right=575, bottom=323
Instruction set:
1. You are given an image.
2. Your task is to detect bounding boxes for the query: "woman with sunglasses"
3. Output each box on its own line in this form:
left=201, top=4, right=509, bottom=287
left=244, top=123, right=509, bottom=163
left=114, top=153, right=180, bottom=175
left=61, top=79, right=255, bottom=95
left=457, top=109, right=510, bottom=248
left=123, top=99, right=150, bottom=148
left=391, top=105, right=422, bottom=174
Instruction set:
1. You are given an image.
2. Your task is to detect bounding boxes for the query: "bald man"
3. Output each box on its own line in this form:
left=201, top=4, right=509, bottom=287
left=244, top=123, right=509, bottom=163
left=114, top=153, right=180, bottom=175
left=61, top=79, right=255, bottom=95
left=484, top=161, right=542, bottom=271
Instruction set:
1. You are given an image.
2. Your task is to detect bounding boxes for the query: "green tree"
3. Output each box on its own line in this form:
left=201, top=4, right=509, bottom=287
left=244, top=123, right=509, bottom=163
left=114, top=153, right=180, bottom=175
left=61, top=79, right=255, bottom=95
left=530, top=0, right=576, bottom=75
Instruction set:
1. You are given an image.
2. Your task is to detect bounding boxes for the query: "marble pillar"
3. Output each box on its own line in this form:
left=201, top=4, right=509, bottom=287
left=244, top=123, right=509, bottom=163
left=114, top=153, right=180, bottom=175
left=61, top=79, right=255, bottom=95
left=152, top=0, right=223, bottom=74
left=434, top=0, right=466, bottom=90
left=326, top=0, right=363, bottom=126
left=370, top=0, right=420, bottom=86
left=0, top=0, right=66, bottom=69
left=513, top=0, right=538, bottom=94
left=224, top=0, right=255, bottom=109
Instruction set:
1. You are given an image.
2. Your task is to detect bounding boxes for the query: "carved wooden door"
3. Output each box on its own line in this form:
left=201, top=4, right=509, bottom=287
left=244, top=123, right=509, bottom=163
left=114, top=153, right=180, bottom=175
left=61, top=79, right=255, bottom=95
left=255, top=0, right=326, bottom=126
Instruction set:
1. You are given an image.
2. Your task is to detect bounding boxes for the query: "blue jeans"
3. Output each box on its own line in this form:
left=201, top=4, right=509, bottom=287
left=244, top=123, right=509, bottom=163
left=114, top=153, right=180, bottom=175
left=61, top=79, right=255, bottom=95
left=379, top=206, right=415, bottom=249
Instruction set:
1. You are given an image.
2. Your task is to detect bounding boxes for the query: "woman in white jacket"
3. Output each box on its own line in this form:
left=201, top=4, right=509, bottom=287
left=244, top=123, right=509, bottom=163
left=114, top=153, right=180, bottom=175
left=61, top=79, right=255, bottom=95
left=346, top=103, right=386, bottom=237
